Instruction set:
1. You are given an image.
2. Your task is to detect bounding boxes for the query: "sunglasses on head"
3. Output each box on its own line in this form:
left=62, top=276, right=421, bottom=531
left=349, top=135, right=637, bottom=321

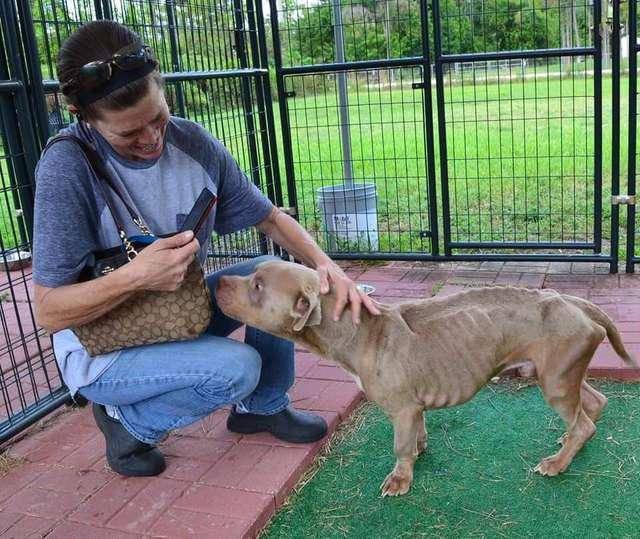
left=62, top=42, right=157, bottom=95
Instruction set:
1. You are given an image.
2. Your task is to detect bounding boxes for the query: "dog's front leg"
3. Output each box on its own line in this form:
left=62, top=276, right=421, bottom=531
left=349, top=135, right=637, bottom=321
left=380, top=406, right=424, bottom=497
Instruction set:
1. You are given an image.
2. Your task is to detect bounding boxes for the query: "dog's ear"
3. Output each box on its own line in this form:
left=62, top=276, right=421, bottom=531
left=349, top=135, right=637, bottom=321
left=292, top=291, right=322, bottom=332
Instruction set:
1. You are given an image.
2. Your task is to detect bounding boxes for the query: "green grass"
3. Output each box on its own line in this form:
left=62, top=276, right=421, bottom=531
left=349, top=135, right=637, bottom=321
left=264, top=381, right=640, bottom=538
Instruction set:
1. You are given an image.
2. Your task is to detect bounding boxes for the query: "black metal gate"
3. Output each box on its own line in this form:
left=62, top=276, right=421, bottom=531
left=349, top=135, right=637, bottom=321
left=270, top=0, right=617, bottom=269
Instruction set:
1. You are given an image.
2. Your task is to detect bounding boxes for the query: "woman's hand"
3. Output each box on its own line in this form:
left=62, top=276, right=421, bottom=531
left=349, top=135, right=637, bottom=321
left=315, top=261, right=381, bottom=325
left=126, top=231, right=200, bottom=292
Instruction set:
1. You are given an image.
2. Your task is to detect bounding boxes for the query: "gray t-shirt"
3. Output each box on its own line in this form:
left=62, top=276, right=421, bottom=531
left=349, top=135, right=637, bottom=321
left=33, top=117, right=273, bottom=395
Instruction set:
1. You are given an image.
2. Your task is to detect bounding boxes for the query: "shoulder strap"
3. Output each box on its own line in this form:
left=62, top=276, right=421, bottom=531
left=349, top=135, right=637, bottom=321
left=44, top=134, right=148, bottom=259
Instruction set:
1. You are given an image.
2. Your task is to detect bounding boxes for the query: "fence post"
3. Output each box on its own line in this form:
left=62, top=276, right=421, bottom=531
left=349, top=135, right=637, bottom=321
left=609, top=0, right=620, bottom=273
left=165, top=0, right=186, bottom=118
left=15, top=0, right=51, bottom=149
left=419, top=0, right=439, bottom=256
left=233, top=0, right=268, bottom=255
left=627, top=0, right=638, bottom=272
left=267, top=0, right=299, bottom=213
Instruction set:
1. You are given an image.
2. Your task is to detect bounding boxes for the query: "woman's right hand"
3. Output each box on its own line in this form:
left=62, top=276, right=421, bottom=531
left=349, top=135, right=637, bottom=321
left=125, top=231, right=201, bottom=292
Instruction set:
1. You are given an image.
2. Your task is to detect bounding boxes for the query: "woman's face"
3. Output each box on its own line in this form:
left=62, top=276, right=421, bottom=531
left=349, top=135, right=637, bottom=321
left=90, top=83, right=170, bottom=161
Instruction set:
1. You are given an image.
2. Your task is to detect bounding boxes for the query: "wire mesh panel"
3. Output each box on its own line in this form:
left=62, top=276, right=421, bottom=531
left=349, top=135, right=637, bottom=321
left=1, top=3, right=67, bottom=444
left=441, top=56, right=596, bottom=247
left=433, top=0, right=607, bottom=261
left=438, top=0, right=594, bottom=54
left=275, top=0, right=424, bottom=67
left=271, top=0, right=438, bottom=258
left=284, top=67, right=433, bottom=254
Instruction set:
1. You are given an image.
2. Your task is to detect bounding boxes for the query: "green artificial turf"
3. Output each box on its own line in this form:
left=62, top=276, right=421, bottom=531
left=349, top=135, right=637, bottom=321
left=264, top=381, right=640, bottom=538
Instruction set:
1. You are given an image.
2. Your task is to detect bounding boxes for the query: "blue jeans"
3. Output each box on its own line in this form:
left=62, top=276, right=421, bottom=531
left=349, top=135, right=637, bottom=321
left=79, top=255, right=294, bottom=444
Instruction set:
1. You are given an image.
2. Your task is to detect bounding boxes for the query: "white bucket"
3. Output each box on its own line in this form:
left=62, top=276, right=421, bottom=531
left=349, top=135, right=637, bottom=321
left=317, top=183, right=378, bottom=251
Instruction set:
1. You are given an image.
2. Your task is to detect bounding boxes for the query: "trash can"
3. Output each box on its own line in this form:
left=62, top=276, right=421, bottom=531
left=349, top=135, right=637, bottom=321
left=317, top=183, right=378, bottom=251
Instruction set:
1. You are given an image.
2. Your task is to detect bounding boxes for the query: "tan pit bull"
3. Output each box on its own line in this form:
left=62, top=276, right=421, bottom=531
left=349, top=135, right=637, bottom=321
left=215, top=260, right=635, bottom=496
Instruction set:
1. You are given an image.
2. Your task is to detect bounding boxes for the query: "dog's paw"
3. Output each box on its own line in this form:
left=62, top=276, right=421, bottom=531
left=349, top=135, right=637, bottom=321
left=534, top=454, right=568, bottom=477
left=380, top=472, right=412, bottom=497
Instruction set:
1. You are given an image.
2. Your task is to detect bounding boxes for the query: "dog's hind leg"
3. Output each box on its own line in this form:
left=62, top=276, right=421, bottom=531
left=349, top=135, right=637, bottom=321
left=380, top=406, right=423, bottom=497
left=535, top=333, right=602, bottom=476
left=581, top=381, right=608, bottom=423
left=416, top=412, right=427, bottom=455
left=558, top=381, right=607, bottom=446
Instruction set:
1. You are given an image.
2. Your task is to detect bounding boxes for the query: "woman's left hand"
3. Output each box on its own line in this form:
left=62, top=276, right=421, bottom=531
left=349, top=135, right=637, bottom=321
left=316, top=261, right=381, bottom=325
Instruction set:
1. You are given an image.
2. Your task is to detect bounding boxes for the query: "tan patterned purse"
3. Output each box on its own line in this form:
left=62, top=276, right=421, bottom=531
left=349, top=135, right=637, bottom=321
left=48, top=135, right=212, bottom=357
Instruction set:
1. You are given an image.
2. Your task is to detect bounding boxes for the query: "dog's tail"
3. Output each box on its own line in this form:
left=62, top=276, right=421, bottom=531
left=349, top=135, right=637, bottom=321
left=565, top=295, right=638, bottom=367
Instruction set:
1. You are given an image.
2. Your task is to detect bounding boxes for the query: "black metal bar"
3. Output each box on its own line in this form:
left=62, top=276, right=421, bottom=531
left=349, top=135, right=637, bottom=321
left=93, top=0, right=104, bottom=19
left=419, top=0, right=439, bottom=256
left=440, top=47, right=596, bottom=64
left=593, top=0, right=603, bottom=256
left=39, top=70, right=272, bottom=91
left=627, top=0, right=638, bottom=273
left=253, top=0, right=284, bottom=210
left=162, top=69, right=269, bottom=82
left=16, top=0, right=51, bottom=149
left=165, top=0, right=186, bottom=118
left=0, top=81, right=23, bottom=92
left=268, top=0, right=299, bottom=213
left=233, top=0, right=267, bottom=256
left=0, top=388, right=71, bottom=445
left=431, top=0, right=452, bottom=256
left=449, top=241, right=596, bottom=250
left=101, top=0, right=113, bottom=19
left=610, top=0, right=620, bottom=273
left=280, top=56, right=424, bottom=76
left=328, top=252, right=614, bottom=263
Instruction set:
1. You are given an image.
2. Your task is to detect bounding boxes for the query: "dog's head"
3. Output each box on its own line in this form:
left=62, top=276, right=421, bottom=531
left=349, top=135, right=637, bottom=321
left=215, top=260, right=322, bottom=336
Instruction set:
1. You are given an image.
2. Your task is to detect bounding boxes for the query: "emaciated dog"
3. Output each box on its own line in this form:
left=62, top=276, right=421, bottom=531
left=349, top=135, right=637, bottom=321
left=215, top=261, right=635, bottom=496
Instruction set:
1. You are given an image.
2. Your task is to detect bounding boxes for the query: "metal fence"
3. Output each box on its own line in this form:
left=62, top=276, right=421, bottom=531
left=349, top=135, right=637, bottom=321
left=1, top=0, right=281, bottom=444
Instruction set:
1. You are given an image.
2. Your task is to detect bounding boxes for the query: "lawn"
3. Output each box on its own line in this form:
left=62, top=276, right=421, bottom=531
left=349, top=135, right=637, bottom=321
left=264, top=381, right=640, bottom=538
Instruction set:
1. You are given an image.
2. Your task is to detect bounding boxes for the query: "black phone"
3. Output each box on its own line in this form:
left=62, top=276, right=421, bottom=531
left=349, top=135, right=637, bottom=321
left=179, top=187, right=217, bottom=235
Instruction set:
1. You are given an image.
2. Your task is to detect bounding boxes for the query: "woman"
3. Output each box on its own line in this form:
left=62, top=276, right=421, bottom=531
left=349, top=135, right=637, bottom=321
left=33, top=20, right=379, bottom=477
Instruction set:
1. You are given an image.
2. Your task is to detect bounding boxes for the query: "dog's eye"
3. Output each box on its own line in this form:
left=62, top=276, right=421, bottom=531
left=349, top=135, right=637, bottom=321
left=299, top=297, right=309, bottom=308
left=254, top=281, right=263, bottom=292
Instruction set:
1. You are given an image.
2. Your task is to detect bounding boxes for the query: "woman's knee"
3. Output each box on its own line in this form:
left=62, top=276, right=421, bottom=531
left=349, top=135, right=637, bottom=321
left=226, top=344, right=261, bottom=401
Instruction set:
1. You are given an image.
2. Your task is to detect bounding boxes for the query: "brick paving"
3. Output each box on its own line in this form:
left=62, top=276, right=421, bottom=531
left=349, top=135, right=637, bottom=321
left=1, top=260, right=639, bottom=538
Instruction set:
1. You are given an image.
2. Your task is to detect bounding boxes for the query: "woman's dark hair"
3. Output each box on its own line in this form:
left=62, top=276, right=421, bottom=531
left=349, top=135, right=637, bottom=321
left=57, top=20, right=164, bottom=120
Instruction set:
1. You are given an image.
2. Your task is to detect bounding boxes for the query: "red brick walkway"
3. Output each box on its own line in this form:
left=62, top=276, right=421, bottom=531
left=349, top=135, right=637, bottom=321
left=1, top=261, right=639, bottom=538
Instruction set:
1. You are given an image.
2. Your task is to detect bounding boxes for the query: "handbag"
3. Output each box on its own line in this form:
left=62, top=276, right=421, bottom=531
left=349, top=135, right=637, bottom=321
left=45, top=134, right=212, bottom=356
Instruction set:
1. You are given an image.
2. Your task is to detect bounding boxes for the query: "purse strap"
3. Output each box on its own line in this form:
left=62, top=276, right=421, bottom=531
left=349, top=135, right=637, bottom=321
left=44, top=133, right=152, bottom=260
